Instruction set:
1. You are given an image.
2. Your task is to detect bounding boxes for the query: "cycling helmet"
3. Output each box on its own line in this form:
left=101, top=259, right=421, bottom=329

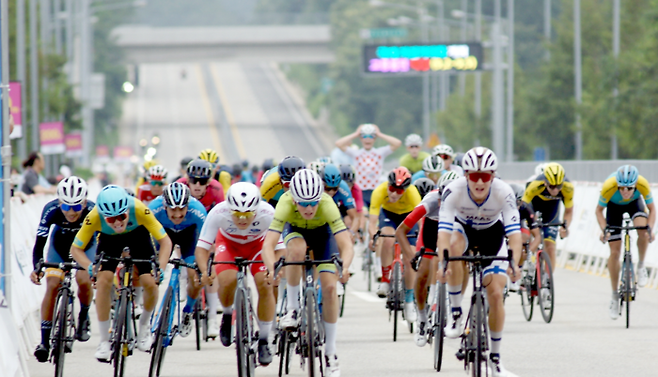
left=432, top=144, right=455, bottom=158
left=616, top=165, right=638, bottom=187
left=509, top=183, right=525, bottom=200
left=438, top=171, right=460, bottom=195
left=57, top=176, right=88, bottom=205
left=534, top=163, right=547, bottom=176
left=543, top=162, right=565, bottom=186
left=97, top=185, right=129, bottom=217
left=289, top=169, right=323, bottom=202
left=405, top=133, right=423, bottom=147
left=307, top=161, right=325, bottom=176
left=148, top=165, right=167, bottom=181
left=317, top=156, right=333, bottom=164
left=227, top=182, right=261, bottom=212
left=454, top=152, right=465, bottom=167
left=198, top=148, right=219, bottom=165
left=422, top=155, right=444, bottom=173
left=388, top=167, right=412, bottom=188
left=359, top=123, right=377, bottom=137
left=241, top=159, right=249, bottom=168
left=323, top=164, right=342, bottom=188
left=143, top=159, right=159, bottom=171
left=187, top=159, right=212, bottom=179
left=262, top=158, right=275, bottom=172
left=163, top=182, right=190, bottom=208
left=180, top=157, right=194, bottom=169
left=462, top=147, right=498, bottom=172
left=339, top=164, right=356, bottom=184
left=414, top=178, right=435, bottom=199
left=278, top=156, right=306, bottom=182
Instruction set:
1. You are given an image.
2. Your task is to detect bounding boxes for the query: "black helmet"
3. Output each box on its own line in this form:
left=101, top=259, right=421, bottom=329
left=180, top=156, right=194, bottom=169
left=186, top=159, right=212, bottom=179
left=277, top=156, right=305, bottom=182
left=414, top=178, right=436, bottom=199
left=262, top=158, right=275, bottom=172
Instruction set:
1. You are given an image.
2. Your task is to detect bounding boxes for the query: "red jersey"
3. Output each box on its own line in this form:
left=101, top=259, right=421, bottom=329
left=136, top=184, right=158, bottom=205
left=176, top=177, right=225, bottom=211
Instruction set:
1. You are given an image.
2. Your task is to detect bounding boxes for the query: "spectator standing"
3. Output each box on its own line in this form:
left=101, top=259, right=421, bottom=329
left=22, top=152, right=56, bottom=195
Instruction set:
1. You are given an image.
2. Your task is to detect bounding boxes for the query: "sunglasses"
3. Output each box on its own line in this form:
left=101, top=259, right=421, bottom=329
left=230, top=210, right=256, bottom=219
left=388, top=185, right=406, bottom=195
left=61, top=203, right=83, bottom=212
left=282, top=180, right=291, bottom=189
left=620, top=186, right=635, bottom=192
left=324, top=186, right=338, bottom=192
left=105, top=212, right=128, bottom=224
left=439, top=154, right=452, bottom=160
left=189, top=177, right=209, bottom=185
left=297, top=200, right=319, bottom=207
left=545, top=182, right=563, bottom=190
left=150, top=180, right=164, bottom=186
left=408, top=145, right=420, bottom=148
left=361, top=134, right=375, bottom=139
left=467, top=172, right=493, bottom=183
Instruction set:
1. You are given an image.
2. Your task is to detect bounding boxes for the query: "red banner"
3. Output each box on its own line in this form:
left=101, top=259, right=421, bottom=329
left=9, top=82, right=22, bottom=139
left=113, top=146, right=133, bottom=162
left=39, top=122, right=65, bottom=155
left=65, top=132, right=83, bottom=158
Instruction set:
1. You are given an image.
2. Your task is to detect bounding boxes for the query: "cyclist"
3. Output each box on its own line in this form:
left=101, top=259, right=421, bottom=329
left=31, top=177, right=96, bottom=362
left=172, top=156, right=193, bottom=182
left=399, top=134, right=430, bottom=174
left=369, top=167, right=421, bottom=319
left=437, top=147, right=521, bottom=377
left=176, top=159, right=225, bottom=212
left=262, top=169, right=354, bottom=377
left=260, top=155, right=305, bottom=207
left=338, top=164, right=365, bottom=239
left=526, top=162, right=547, bottom=183
left=596, top=165, right=655, bottom=319
left=148, top=183, right=208, bottom=335
left=195, top=182, right=284, bottom=366
left=322, top=164, right=360, bottom=238
left=198, top=148, right=232, bottom=193
left=308, top=160, right=325, bottom=176
left=136, top=165, right=167, bottom=205
left=135, top=159, right=159, bottom=193
left=432, top=144, right=464, bottom=176
left=411, top=155, right=444, bottom=184
left=256, top=158, right=275, bottom=187
left=522, top=162, right=573, bottom=268
left=507, top=183, right=541, bottom=292
left=70, top=185, right=173, bottom=362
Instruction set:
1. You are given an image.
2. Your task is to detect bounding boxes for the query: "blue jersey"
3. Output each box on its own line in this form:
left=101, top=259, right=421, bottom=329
left=149, top=196, right=207, bottom=234
left=240, top=170, right=255, bottom=184
left=332, top=181, right=355, bottom=210
left=411, top=170, right=427, bottom=183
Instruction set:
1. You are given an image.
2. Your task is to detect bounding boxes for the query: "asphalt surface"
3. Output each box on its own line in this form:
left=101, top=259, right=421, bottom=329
left=26, top=248, right=658, bottom=377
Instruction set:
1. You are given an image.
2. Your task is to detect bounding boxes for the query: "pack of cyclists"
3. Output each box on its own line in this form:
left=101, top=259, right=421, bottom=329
left=27, top=125, right=656, bottom=377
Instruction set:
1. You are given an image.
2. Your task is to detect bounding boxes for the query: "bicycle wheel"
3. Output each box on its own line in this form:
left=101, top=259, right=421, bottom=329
left=367, top=251, right=372, bottom=292
left=433, top=283, right=447, bottom=372
left=391, top=262, right=401, bottom=342
left=113, top=292, right=128, bottom=377
left=537, top=252, right=555, bottom=323
left=304, top=289, right=317, bottom=377
left=149, top=287, right=172, bottom=377
left=235, top=288, right=254, bottom=377
left=471, top=294, right=486, bottom=377
left=52, top=291, right=69, bottom=377
left=623, top=256, right=633, bottom=328
left=519, top=272, right=534, bottom=321
left=194, top=300, right=201, bottom=350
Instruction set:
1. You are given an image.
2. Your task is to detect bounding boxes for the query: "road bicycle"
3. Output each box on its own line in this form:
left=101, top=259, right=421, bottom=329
left=274, top=253, right=343, bottom=377
left=361, top=229, right=374, bottom=292
left=148, top=257, right=198, bottom=377
left=606, top=220, right=649, bottom=328
left=519, top=212, right=564, bottom=323
left=444, top=248, right=511, bottom=377
left=33, top=260, right=81, bottom=377
left=276, top=287, right=296, bottom=377
left=194, top=287, right=210, bottom=350
left=94, top=248, right=157, bottom=377
left=410, top=247, right=447, bottom=372
left=209, top=254, right=265, bottom=377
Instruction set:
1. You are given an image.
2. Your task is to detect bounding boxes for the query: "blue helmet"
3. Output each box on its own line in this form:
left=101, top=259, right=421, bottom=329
left=616, top=165, right=639, bottom=187
left=97, top=185, right=129, bottom=217
left=323, top=164, right=342, bottom=188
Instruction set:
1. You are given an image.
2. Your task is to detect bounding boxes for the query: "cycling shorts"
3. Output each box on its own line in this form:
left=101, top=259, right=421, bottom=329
left=362, top=189, right=373, bottom=211
left=606, top=198, right=648, bottom=242
left=164, top=225, right=198, bottom=260
left=532, top=201, right=560, bottom=242
left=45, top=239, right=96, bottom=280
left=213, top=232, right=268, bottom=277
left=378, top=209, right=418, bottom=246
left=97, top=226, right=157, bottom=275
left=282, top=224, right=340, bottom=273
left=454, top=219, right=509, bottom=276
left=415, top=218, right=438, bottom=258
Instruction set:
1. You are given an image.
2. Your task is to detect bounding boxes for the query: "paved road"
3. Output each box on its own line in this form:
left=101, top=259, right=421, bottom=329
left=27, top=250, right=658, bottom=377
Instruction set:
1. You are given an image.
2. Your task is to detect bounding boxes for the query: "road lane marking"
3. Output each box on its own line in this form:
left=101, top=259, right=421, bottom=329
left=194, top=64, right=227, bottom=163
left=351, top=290, right=384, bottom=303
left=210, top=63, right=246, bottom=160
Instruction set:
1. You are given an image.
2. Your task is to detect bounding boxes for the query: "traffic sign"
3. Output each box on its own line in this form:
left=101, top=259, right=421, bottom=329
left=360, top=28, right=408, bottom=40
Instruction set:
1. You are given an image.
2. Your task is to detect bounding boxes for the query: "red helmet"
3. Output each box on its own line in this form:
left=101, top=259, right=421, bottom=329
left=388, top=167, right=412, bottom=188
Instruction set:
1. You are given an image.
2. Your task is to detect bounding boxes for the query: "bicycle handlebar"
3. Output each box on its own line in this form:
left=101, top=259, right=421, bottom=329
left=442, top=248, right=512, bottom=273
left=410, top=247, right=438, bottom=271
left=372, top=229, right=418, bottom=244
left=167, top=258, right=198, bottom=271
left=93, top=249, right=159, bottom=283
left=273, top=254, right=344, bottom=279
left=605, top=225, right=650, bottom=232
left=33, top=259, right=81, bottom=274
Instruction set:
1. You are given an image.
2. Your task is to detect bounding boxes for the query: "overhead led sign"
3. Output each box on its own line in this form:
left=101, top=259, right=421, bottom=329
left=363, top=42, right=484, bottom=75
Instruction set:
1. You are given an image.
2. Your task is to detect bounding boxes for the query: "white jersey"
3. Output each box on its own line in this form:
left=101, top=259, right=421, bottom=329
left=197, top=201, right=275, bottom=249
left=447, top=165, right=464, bottom=176
left=438, top=177, right=520, bottom=235
left=419, top=189, right=441, bottom=221
left=345, top=145, right=393, bottom=190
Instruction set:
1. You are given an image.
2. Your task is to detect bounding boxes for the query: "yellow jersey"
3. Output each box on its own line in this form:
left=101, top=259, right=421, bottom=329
left=369, top=182, right=421, bottom=216
left=522, top=175, right=575, bottom=209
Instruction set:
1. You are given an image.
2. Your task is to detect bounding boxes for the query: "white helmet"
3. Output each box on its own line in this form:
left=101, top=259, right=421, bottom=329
left=438, top=171, right=460, bottom=195
left=432, top=144, right=455, bottom=158
left=307, top=161, right=325, bottom=176
left=57, top=176, right=88, bottom=205
left=462, top=147, right=498, bottom=172
left=534, top=163, right=547, bottom=176
left=148, top=165, right=168, bottom=181
left=289, top=169, right=323, bottom=202
left=227, top=182, right=261, bottom=212
left=422, top=155, right=444, bottom=173
left=405, top=133, right=423, bottom=147
left=359, top=123, right=377, bottom=137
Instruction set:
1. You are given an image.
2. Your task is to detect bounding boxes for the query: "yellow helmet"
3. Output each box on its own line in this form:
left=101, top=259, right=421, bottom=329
left=198, top=149, right=219, bottom=165
left=543, top=162, right=565, bottom=186
left=143, top=159, right=159, bottom=170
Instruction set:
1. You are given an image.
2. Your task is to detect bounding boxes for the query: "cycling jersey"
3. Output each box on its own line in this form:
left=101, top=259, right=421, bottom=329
left=599, top=174, right=653, bottom=207
left=344, top=146, right=393, bottom=190
left=260, top=169, right=285, bottom=205
left=136, top=183, right=158, bottom=205
left=149, top=196, right=207, bottom=257
left=197, top=201, right=276, bottom=248
left=33, top=199, right=96, bottom=268
left=73, top=196, right=167, bottom=250
left=351, top=183, right=364, bottom=213
left=369, top=182, right=422, bottom=216
left=176, top=177, right=225, bottom=211
left=269, top=192, right=347, bottom=235
left=400, top=151, right=430, bottom=174
left=518, top=201, right=536, bottom=229
left=216, top=171, right=232, bottom=193
left=411, top=170, right=428, bottom=183
left=522, top=174, right=575, bottom=209
left=403, top=189, right=441, bottom=226
left=447, top=165, right=464, bottom=176
left=331, top=181, right=355, bottom=210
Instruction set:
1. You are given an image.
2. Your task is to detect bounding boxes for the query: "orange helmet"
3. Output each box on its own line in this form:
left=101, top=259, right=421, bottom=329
left=388, top=167, right=412, bottom=188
